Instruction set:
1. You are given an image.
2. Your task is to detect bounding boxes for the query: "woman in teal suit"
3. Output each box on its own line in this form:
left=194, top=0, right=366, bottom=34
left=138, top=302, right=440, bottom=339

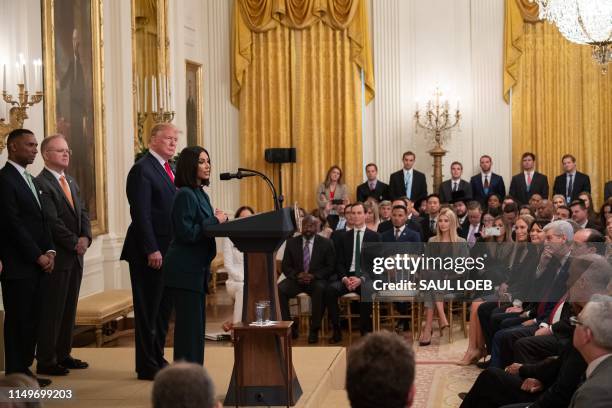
left=163, top=146, right=227, bottom=364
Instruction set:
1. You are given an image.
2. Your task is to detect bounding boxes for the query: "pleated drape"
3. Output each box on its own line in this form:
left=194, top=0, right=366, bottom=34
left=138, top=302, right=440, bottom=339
left=232, top=0, right=374, bottom=212
left=504, top=0, right=612, bottom=206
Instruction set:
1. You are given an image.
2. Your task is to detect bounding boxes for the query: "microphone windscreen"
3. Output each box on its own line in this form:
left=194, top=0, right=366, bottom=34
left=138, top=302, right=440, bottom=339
left=219, top=173, right=232, bottom=180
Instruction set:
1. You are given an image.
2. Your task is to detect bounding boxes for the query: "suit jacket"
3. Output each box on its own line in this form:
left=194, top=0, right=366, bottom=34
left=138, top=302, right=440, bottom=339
left=163, top=187, right=218, bottom=294
left=569, top=355, right=612, bottom=408
left=37, top=168, right=91, bottom=270
left=378, top=218, right=424, bottom=241
left=553, top=171, right=591, bottom=203
left=519, top=340, right=587, bottom=408
left=335, top=228, right=381, bottom=280
left=381, top=226, right=420, bottom=243
left=438, top=179, right=472, bottom=203
left=356, top=180, right=390, bottom=203
left=420, top=214, right=438, bottom=241
left=509, top=171, right=549, bottom=205
left=121, top=152, right=176, bottom=264
left=281, top=235, right=335, bottom=281
left=470, top=173, right=506, bottom=205
left=388, top=169, right=428, bottom=202
left=0, top=163, right=54, bottom=280
left=605, top=180, right=612, bottom=202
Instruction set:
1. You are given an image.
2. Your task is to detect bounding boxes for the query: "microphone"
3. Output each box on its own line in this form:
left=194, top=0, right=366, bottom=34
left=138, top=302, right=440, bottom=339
left=219, top=171, right=257, bottom=180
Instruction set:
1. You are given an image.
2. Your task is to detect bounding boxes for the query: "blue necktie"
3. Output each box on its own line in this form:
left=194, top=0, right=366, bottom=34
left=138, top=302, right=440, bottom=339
left=405, top=172, right=412, bottom=199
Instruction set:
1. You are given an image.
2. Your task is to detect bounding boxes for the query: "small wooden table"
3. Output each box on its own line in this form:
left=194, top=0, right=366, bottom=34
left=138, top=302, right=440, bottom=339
left=232, top=321, right=295, bottom=407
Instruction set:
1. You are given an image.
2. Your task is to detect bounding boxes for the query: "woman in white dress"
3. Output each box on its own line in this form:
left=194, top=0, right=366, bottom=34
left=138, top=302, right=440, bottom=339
left=222, top=206, right=254, bottom=331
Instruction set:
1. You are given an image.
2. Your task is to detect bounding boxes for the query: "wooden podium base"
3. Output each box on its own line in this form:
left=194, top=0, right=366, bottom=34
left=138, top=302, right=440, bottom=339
left=224, top=253, right=303, bottom=406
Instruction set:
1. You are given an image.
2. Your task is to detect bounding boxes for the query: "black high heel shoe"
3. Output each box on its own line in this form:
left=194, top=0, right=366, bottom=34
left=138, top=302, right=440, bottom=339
left=419, top=329, right=433, bottom=346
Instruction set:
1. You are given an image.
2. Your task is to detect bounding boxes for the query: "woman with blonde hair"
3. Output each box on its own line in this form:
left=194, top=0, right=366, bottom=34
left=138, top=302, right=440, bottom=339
left=316, top=165, right=349, bottom=216
left=419, top=208, right=469, bottom=346
left=364, top=199, right=380, bottom=232
left=552, top=194, right=565, bottom=209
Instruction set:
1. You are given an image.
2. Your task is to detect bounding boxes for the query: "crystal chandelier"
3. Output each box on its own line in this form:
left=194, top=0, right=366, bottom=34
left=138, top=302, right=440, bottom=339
left=533, top=0, right=612, bottom=73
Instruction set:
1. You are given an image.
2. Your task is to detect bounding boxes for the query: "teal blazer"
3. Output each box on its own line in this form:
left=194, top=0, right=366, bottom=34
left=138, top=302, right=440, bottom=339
left=163, top=187, right=218, bottom=294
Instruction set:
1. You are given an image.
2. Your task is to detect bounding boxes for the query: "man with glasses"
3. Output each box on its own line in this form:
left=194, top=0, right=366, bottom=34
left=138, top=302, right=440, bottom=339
left=36, top=134, right=92, bottom=375
left=569, top=294, right=612, bottom=407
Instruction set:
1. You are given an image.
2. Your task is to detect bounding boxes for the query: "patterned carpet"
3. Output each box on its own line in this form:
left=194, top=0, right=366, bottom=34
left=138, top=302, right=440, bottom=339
left=410, top=332, right=481, bottom=408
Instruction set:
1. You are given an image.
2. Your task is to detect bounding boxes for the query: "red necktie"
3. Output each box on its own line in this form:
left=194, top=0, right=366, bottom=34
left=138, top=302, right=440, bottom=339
left=549, top=293, right=568, bottom=324
left=164, top=162, right=175, bottom=183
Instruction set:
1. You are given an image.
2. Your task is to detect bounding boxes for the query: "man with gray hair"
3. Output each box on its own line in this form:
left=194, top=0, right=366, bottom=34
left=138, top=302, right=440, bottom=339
left=569, top=294, right=612, bottom=407
left=152, top=362, right=220, bottom=408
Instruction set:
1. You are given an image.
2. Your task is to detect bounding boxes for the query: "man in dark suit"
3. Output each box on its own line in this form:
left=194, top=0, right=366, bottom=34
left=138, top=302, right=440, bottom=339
left=470, top=155, right=506, bottom=206
left=460, top=201, right=482, bottom=245
left=570, top=294, right=612, bottom=408
left=36, top=135, right=91, bottom=376
left=419, top=194, right=441, bottom=241
left=570, top=200, right=598, bottom=230
left=388, top=151, right=427, bottom=202
left=553, top=154, right=591, bottom=205
left=377, top=198, right=424, bottom=241
left=121, top=123, right=178, bottom=380
left=325, top=203, right=381, bottom=343
left=605, top=180, right=612, bottom=202
left=0, top=129, right=55, bottom=387
left=439, top=161, right=472, bottom=203
left=278, top=216, right=335, bottom=343
left=450, top=190, right=470, bottom=230
left=509, top=152, right=549, bottom=205
left=381, top=205, right=421, bottom=243
left=356, top=163, right=390, bottom=203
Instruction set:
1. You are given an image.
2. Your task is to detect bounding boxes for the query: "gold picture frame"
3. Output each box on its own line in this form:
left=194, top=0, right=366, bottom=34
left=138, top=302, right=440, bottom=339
left=42, top=0, right=107, bottom=236
left=185, top=60, right=203, bottom=147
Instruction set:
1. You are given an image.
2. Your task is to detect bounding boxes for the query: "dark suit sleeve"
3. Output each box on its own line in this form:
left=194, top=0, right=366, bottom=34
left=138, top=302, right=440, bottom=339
left=126, top=165, right=159, bottom=255
left=531, top=346, right=587, bottom=408
left=583, top=174, right=591, bottom=193
left=497, top=176, right=506, bottom=197
left=464, top=181, right=473, bottom=200
left=73, top=178, right=92, bottom=243
left=509, top=176, right=518, bottom=199
left=553, top=176, right=563, bottom=196
left=281, top=239, right=299, bottom=280
left=38, top=180, right=79, bottom=252
left=311, top=239, right=335, bottom=280
left=336, top=237, right=348, bottom=280
left=541, top=175, right=549, bottom=199
left=0, top=179, right=44, bottom=262
left=438, top=183, right=447, bottom=203
left=171, top=190, right=219, bottom=244
left=356, top=184, right=365, bottom=203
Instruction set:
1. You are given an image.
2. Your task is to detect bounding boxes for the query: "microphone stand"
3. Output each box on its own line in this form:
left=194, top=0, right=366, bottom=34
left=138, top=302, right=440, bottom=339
left=238, top=168, right=281, bottom=210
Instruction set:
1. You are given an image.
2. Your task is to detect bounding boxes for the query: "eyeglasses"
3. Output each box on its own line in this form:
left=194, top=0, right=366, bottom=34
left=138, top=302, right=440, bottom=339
left=569, top=316, right=585, bottom=327
left=47, top=148, right=72, bottom=155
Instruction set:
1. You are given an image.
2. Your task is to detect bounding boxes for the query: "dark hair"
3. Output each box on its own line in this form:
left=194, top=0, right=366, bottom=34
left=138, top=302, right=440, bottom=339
left=467, top=201, right=482, bottom=211
left=487, top=193, right=502, bottom=207
left=324, top=165, right=343, bottom=187
left=352, top=202, right=366, bottom=213
left=487, top=207, right=502, bottom=217
left=347, top=332, right=415, bottom=408
left=562, top=154, right=576, bottom=163
left=391, top=205, right=407, bottom=213
left=480, top=154, right=492, bottom=161
left=402, top=151, right=415, bottom=160
left=175, top=146, right=210, bottom=188
left=522, top=152, right=536, bottom=161
left=450, top=161, right=463, bottom=169
left=365, top=163, right=378, bottom=171
left=531, top=218, right=550, bottom=230
left=598, top=202, right=611, bottom=227
left=570, top=199, right=587, bottom=211
left=582, top=229, right=606, bottom=256
left=234, top=206, right=255, bottom=219
left=7, top=128, right=34, bottom=145
left=426, top=193, right=440, bottom=202
left=503, top=202, right=518, bottom=214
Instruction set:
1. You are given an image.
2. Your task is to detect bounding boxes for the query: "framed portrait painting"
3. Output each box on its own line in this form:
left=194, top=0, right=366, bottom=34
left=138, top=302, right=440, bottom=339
left=185, top=60, right=203, bottom=147
left=42, top=0, right=107, bottom=235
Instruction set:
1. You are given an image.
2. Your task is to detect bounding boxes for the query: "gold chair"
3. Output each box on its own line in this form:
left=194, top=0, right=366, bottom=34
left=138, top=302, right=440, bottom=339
left=339, top=292, right=361, bottom=345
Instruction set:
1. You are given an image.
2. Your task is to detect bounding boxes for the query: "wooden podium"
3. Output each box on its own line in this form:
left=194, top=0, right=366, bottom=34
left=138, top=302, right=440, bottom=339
left=207, top=208, right=302, bottom=406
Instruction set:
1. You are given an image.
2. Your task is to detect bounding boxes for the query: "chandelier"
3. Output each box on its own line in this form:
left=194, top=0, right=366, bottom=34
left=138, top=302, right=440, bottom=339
left=533, top=0, right=612, bottom=73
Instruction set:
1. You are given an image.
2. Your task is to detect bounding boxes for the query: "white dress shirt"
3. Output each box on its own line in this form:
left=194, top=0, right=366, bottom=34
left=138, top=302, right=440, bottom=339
left=349, top=226, right=367, bottom=273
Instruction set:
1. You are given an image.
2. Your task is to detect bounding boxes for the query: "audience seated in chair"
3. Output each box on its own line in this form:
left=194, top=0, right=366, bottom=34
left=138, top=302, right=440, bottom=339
left=278, top=215, right=336, bottom=343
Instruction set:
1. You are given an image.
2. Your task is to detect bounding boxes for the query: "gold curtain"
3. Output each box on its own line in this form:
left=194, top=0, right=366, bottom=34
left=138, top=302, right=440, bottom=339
left=504, top=0, right=612, bottom=206
left=232, top=0, right=374, bottom=212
